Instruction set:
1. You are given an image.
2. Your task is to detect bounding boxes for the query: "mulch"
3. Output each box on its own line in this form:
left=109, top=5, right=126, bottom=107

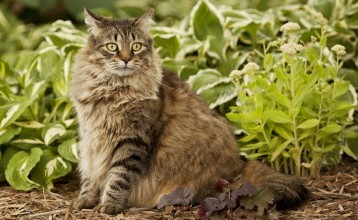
left=1, top=157, right=357, bottom=220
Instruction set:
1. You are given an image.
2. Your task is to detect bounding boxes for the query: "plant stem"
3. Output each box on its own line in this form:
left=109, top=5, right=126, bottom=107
left=326, top=56, right=340, bottom=125
left=314, top=91, right=323, bottom=150
left=283, top=158, right=288, bottom=174
left=289, top=61, right=301, bottom=176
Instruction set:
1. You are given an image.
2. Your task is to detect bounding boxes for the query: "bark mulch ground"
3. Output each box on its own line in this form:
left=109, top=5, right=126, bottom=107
left=1, top=157, right=357, bottom=220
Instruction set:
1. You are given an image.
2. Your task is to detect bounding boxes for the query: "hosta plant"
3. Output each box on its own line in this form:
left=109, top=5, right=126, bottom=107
left=227, top=20, right=357, bottom=178
left=0, top=21, right=86, bottom=190
left=151, top=0, right=357, bottom=177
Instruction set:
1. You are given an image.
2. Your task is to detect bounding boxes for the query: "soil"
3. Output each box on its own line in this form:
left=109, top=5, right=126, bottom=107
left=0, top=157, right=357, bottom=220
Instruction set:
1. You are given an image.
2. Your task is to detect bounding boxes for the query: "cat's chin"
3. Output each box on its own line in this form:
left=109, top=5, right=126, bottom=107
left=111, top=68, right=135, bottom=77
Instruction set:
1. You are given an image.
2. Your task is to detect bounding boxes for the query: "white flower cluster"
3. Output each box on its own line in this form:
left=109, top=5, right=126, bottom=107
left=279, top=42, right=304, bottom=55
left=230, top=62, right=260, bottom=81
left=241, top=62, right=260, bottom=73
left=280, top=22, right=300, bottom=33
left=315, top=13, right=328, bottom=26
left=331, top=44, right=346, bottom=56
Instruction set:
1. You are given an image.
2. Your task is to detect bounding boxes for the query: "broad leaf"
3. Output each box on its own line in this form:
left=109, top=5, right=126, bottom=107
left=154, top=34, right=180, bottom=58
left=320, top=123, right=342, bottom=134
left=42, top=123, right=66, bottom=146
left=0, top=148, right=21, bottom=181
left=232, top=182, right=257, bottom=197
left=0, top=128, right=21, bottom=145
left=0, top=102, right=31, bottom=129
left=190, top=0, right=226, bottom=60
left=265, top=110, right=291, bottom=124
left=190, top=0, right=224, bottom=42
left=227, top=111, right=262, bottom=123
left=270, top=140, right=291, bottom=162
left=5, top=148, right=43, bottom=191
left=198, top=81, right=236, bottom=109
left=157, top=187, right=194, bottom=209
left=297, top=119, right=320, bottom=129
left=58, top=139, right=80, bottom=163
left=240, top=187, right=274, bottom=215
left=31, top=149, right=72, bottom=189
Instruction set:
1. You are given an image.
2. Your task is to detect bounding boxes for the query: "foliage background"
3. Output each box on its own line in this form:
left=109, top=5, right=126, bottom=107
left=0, top=0, right=357, bottom=190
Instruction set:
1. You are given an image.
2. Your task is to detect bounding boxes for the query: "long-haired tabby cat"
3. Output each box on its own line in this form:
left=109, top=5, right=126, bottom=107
left=71, top=8, right=309, bottom=214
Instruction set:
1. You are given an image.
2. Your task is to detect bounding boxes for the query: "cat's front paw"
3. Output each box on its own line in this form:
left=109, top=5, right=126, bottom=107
left=73, top=197, right=99, bottom=210
left=96, top=203, right=124, bottom=215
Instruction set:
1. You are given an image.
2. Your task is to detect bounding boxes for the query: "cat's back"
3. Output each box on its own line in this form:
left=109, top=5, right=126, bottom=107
left=155, top=69, right=241, bottom=181
left=159, top=69, right=218, bottom=118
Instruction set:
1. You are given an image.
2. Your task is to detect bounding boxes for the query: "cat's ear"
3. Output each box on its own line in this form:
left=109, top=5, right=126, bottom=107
left=84, top=7, right=103, bottom=36
left=134, top=9, right=155, bottom=32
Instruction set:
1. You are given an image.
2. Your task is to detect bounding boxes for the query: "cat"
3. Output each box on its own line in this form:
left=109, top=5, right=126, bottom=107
left=70, top=8, right=309, bottom=215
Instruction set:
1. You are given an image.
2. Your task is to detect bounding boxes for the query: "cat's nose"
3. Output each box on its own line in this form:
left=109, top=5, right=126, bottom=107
left=122, top=58, right=131, bottom=64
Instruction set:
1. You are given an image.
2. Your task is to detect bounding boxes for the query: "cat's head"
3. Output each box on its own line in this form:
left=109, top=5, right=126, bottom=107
left=82, top=8, right=159, bottom=78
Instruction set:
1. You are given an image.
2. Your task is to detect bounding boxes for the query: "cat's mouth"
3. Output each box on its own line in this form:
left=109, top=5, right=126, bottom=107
left=112, top=66, right=136, bottom=76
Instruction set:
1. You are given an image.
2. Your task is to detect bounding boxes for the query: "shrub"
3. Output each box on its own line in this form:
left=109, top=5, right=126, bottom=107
left=151, top=0, right=357, bottom=177
left=227, top=21, right=356, bottom=177
left=0, top=21, right=85, bottom=190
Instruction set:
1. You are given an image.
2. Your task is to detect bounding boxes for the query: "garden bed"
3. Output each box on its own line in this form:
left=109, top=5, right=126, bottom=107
left=1, top=157, right=357, bottom=220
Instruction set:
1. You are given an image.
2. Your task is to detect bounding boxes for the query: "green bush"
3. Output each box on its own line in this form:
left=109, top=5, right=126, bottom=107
left=227, top=22, right=356, bottom=177
left=151, top=0, right=358, bottom=177
left=0, top=21, right=85, bottom=190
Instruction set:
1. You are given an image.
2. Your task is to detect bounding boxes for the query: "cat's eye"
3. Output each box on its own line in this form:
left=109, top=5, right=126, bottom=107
left=131, top=42, right=142, bottom=51
left=106, top=43, right=118, bottom=52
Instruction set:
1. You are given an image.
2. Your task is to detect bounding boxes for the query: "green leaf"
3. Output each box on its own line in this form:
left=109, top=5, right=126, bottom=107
left=334, top=81, right=350, bottom=99
left=188, top=69, right=222, bottom=92
left=218, top=51, right=249, bottom=76
left=265, top=110, right=291, bottom=124
left=24, top=80, right=47, bottom=99
left=198, top=81, right=236, bottom=109
left=239, top=134, right=257, bottom=143
left=10, top=138, right=45, bottom=150
left=14, top=121, right=44, bottom=129
left=31, top=149, right=72, bottom=189
left=0, top=128, right=21, bottom=145
left=0, top=102, right=31, bottom=129
left=320, top=123, right=342, bottom=134
left=297, top=119, right=320, bottom=129
left=340, top=145, right=358, bottom=160
left=42, top=124, right=66, bottom=146
left=5, top=148, right=42, bottom=191
left=58, top=139, right=80, bottom=163
left=240, top=187, right=274, bottom=215
left=190, top=0, right=224, bottom=42
left=263, top=53, right=274, bottom=71
left=245, top=152, right=268, bottom=159
left=274, top=125, right=293, bottom=141
left=227, top=111, right=261, bottom=123
left=154, top=34, right=180, bottom=58
left=190, top=0, right=226, bottom=60
left=0, top=148, right=21, bottom=181
left=241, top=142, right=267, bottom=151
left=274, top=68, right=288, bottom=82
left=271, top=88, right=291, bottom=109
left=270, top=140, right=291, bottom=162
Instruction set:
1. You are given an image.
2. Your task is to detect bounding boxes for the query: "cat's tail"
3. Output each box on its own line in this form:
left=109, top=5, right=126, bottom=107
left=231, top=159, right=310, bottom=210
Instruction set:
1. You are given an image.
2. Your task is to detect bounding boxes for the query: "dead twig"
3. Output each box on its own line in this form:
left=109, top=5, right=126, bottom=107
left=313, top=189, right=358, bottom=200
left=19, top=208, right=67, bottom=220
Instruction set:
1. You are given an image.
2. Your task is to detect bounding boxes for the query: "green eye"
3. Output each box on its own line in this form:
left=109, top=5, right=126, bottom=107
left=131, top=42, right=142, bottom=51
left=106, top=43, right=118, bottom=52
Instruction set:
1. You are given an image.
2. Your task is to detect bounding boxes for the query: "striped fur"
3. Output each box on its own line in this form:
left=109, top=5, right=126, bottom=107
left=71, top=9, right=309, bottom=215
